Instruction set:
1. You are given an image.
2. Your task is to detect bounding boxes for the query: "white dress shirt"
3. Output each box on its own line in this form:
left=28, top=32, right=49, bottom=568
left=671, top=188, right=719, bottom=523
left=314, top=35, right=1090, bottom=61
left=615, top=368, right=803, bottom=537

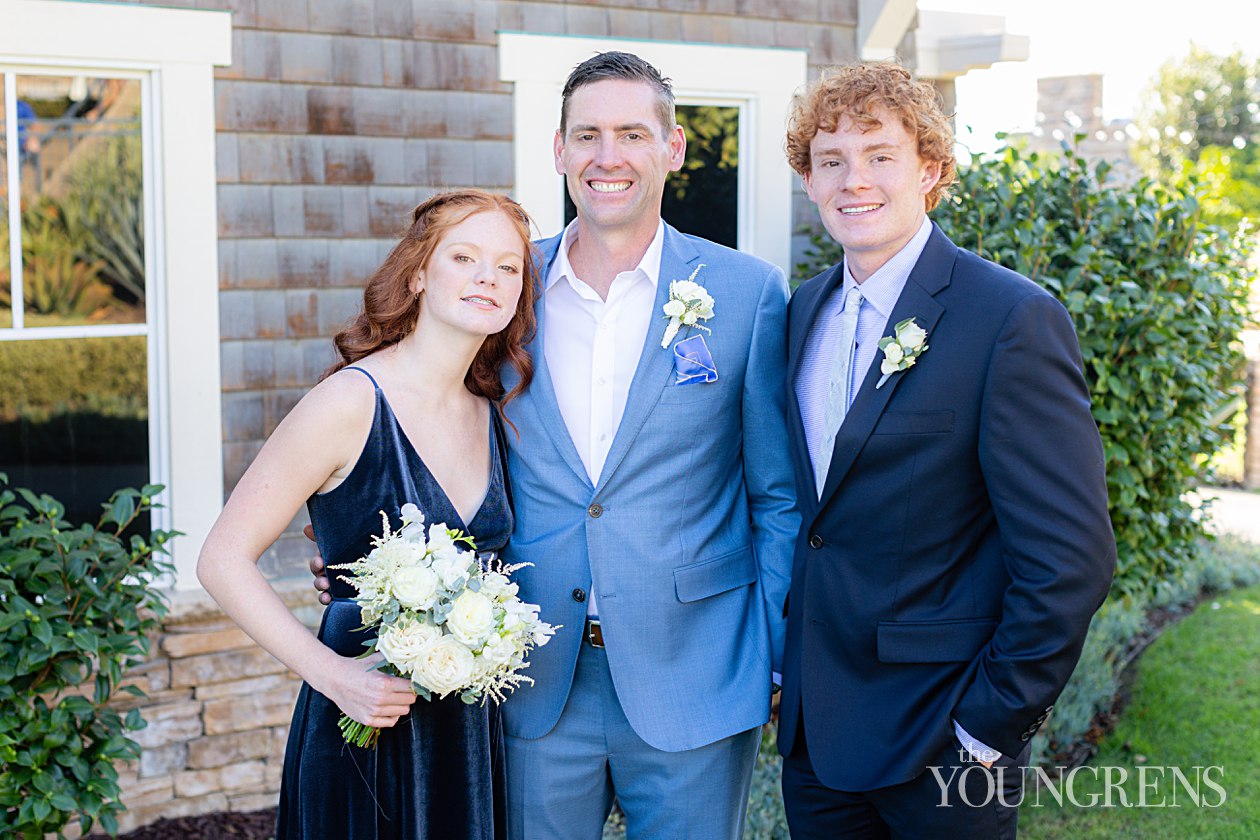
left=543, top=219, right=665, bottom=617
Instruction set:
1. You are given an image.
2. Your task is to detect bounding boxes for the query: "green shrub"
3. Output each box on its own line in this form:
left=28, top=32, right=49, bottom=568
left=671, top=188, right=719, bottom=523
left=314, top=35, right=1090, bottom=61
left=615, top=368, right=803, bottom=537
left=798, top=145, right=1254, bottom=598
left=60, top=135, right=146, bottom=305
left=0, top=336, right=146, bottom=420
left=18, top=201, right=114, bottom=320
left=0, top=475, right=175, bottom=838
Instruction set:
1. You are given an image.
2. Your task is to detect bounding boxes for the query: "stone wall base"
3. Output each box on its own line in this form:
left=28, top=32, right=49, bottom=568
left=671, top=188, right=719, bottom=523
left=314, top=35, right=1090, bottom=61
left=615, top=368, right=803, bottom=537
left=79, top=580, right=322, bottom=837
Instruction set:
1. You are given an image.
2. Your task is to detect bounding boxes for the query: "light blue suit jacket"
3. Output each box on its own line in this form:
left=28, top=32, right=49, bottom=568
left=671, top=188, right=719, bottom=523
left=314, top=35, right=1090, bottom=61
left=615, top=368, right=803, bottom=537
left=499, top=223, right=798, bottom=753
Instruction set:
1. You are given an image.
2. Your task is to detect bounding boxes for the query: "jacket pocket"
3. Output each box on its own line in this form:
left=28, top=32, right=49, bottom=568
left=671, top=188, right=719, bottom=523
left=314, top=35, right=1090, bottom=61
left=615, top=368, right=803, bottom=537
left=876, top=617, right=999, bottom=663
left=871, top=410, right=955, bottom=435
left=673, top=546, right=757, bottom=603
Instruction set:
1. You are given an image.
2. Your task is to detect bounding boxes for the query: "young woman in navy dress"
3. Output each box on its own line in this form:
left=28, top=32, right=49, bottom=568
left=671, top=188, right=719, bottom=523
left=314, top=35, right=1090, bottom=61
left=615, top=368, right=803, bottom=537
left=198, top=190, right=538, bottom=839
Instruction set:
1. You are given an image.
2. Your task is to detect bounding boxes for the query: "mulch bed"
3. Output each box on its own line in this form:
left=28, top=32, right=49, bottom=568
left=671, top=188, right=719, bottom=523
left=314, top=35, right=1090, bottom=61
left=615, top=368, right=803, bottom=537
left=116, top=807, right=276, bottom=840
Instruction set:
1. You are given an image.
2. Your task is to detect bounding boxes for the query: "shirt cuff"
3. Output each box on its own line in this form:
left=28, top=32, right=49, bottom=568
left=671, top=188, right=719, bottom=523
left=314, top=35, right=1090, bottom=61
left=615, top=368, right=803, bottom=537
left=772, top=671, right=781, bottom=688
left=953, top=719, right=1002, bottom=764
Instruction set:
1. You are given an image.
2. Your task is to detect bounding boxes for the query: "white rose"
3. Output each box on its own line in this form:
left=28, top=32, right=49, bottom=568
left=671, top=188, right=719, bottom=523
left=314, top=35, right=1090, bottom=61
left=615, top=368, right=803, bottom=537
left=663, top=300, right=686, bottom=318
left=446, top=590, right=495, bottom=646
left=391, top=564, right=440, bottom=611
left=898, top=322, right=927, bottom=350
left=376, top=617, right=441, bottom=674
left=881, top=357, right=900, bottom=376
left=672, top=280, right=700, bottom=299
left=883, top=343, right=904, bottom=365
left=432, top=549, right=472, bottom=590
left=412, top=635, right=475, bottom=697
left=682, top=311, right=698, bottom=325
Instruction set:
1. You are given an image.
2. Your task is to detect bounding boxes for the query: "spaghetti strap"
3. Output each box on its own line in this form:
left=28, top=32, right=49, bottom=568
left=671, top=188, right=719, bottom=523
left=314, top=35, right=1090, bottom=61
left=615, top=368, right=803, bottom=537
left=344, top=365, right=380, bottom=389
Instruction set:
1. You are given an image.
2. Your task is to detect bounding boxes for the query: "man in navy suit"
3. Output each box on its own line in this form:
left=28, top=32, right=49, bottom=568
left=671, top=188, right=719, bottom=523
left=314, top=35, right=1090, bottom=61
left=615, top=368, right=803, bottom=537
left=777, top=62, right=1117, bottom=838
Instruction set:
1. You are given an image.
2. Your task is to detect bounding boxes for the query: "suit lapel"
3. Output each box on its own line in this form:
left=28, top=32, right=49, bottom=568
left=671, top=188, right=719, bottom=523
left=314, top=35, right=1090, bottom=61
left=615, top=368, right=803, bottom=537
left=594, top=225, right=701, bottom=495
left=815, top=225, right=957, bottom=509
left=522, top=233, right=594, bottom=490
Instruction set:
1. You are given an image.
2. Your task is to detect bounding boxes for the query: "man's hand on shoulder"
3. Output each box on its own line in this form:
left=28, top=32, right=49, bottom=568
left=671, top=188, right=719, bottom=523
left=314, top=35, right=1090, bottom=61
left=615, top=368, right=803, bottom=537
left=305, top=523, right=332, bottom=606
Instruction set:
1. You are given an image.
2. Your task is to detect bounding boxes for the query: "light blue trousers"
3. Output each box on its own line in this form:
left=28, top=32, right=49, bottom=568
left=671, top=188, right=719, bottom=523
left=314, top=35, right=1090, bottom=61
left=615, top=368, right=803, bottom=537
left=505, top=640, right=761, bottom=839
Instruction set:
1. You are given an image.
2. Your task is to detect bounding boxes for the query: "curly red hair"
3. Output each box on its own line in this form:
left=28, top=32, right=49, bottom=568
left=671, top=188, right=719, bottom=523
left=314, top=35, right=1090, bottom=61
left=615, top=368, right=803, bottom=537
left=323, top=190, right=537, bottom=419
left=786, top=62, right=957, bottom=211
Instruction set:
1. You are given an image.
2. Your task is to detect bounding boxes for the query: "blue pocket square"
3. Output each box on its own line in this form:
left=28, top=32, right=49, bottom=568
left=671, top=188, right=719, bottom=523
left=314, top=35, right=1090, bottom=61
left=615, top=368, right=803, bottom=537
left=672, top=335, right=718, bottom=386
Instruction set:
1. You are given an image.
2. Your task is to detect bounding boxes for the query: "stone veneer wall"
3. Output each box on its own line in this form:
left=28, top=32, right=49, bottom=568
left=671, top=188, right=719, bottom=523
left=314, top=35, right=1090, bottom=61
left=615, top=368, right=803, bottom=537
left=89, top=582, right=320, bottom=835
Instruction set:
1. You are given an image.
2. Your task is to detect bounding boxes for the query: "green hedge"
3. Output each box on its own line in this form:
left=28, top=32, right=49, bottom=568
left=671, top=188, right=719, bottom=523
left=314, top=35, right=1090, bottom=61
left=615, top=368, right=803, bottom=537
left=798, top=145, right=1254, bottom=598
left=0, top=336, right=146, bottom=420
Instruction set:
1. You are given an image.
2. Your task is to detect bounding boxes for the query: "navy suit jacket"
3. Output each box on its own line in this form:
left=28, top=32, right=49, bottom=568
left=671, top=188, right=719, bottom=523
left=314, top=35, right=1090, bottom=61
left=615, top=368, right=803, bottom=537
left=778, top=224, right=1116, bottom=791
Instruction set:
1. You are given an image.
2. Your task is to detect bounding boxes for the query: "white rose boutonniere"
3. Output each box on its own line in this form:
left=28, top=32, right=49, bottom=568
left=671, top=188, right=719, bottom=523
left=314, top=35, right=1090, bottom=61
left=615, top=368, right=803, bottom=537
left=876, top=317, right=929, bottom=388
left=660, top=264, right=714, bottom=348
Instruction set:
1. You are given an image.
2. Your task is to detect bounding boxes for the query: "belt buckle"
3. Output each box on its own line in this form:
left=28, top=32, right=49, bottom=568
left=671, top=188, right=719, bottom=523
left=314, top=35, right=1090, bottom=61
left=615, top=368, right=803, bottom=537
left=585, top=619, right=604, bottom=648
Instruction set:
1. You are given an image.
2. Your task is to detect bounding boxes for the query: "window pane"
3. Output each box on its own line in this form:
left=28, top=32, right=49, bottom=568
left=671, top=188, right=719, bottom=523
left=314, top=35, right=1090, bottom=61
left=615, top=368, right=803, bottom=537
left=663, top=105, right=740, bottom=249
left=1, top=78, right=10, bottom=330
left=17, top=75, right=145, bottom=328
left=0, top=335, right=149, bottom=530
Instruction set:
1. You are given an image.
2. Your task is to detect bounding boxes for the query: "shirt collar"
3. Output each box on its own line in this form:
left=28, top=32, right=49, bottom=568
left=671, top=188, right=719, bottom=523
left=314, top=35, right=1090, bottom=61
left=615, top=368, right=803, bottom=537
left=840, top=215, right=934, bottom=319
left=546, top=219, right=666, bottom=292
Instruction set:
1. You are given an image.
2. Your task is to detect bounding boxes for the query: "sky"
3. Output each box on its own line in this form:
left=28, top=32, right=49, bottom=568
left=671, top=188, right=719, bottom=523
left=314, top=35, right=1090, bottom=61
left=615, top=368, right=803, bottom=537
left=919, top=0, right=1260, bottom=156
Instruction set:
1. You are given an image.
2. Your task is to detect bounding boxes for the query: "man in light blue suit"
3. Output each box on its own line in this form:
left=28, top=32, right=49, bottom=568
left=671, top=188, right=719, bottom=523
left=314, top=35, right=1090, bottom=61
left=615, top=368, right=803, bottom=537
left=309, top=51, right=796, bottom=836
left=498, top=52, right=798, bottom=838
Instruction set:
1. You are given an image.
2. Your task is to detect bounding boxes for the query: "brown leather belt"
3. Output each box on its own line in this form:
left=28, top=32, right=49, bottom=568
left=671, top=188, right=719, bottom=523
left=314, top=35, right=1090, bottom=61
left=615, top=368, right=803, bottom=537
left=584, top=618, right=604, bottom=648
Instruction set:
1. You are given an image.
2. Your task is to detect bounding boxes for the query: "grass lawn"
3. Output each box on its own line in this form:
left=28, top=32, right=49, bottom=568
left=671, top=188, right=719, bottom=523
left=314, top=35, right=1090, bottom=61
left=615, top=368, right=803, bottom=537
left=1020, top=584, right=1260, bottom=839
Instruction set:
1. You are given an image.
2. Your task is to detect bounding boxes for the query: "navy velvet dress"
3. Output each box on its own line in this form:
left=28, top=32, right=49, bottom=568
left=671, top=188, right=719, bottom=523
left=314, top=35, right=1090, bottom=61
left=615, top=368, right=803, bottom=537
left=277, top=367, right=512, bottom=840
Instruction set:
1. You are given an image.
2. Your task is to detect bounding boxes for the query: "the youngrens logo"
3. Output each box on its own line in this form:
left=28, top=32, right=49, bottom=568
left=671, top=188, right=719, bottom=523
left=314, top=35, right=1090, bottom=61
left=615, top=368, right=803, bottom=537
left=929, top=750, right=1227, bottom=809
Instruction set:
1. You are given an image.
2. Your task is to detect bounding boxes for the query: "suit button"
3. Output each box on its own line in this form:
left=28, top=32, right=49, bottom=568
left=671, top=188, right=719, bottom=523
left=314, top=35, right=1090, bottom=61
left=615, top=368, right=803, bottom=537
left=588, top=503, right=603, bottom=518
left=572, top=588, right=586, bottom=603
left=808, top=534, right=824, bottom=549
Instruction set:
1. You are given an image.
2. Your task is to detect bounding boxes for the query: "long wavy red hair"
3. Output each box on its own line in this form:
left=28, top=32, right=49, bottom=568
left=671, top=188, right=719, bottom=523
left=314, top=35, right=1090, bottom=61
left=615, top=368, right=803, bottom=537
left=323, top=190, right=538, bottom=418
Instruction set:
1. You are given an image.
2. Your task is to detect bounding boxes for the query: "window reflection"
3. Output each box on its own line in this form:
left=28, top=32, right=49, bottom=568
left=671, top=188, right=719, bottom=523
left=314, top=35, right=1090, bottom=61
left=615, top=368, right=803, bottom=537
left=1, top=81, right=9, bottom=329
left=11, top=75, right=145, bottom=328
left=0, top=336, right=149, bottom=528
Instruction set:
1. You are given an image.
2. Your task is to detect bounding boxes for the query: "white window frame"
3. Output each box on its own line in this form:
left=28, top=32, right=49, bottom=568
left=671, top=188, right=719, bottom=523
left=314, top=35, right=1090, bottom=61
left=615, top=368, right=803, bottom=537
left=1, top=0, right=231, bottom=589
left=498, top=33, right=805, bottom=273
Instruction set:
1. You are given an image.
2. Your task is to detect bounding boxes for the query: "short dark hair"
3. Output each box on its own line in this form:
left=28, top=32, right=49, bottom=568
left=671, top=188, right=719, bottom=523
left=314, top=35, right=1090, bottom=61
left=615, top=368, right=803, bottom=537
left=559, top=51, right=676, bottom=138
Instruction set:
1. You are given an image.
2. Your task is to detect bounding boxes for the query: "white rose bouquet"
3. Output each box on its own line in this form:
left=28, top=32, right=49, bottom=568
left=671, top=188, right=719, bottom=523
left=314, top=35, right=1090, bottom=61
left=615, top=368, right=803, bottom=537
left=329, top=503, right=557, bottom=748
